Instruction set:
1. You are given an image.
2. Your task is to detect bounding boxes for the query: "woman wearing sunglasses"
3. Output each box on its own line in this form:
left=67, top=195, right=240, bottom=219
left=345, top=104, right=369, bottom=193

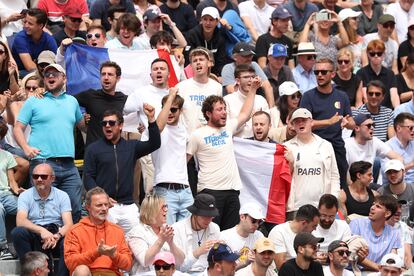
left=127, top=193, right=184, bottom=275
left=396, top=53, right=414, bottom=103
left=333, top=48, right=363, bottom=109
left=276, top=81, right=302, bottom=125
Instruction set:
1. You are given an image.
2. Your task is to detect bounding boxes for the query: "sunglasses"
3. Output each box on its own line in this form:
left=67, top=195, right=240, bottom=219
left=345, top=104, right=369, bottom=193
left=291, top=93, right=302, bottom=100
left=32, top=174, right=50, bottom=180
left=382, top=22, right=395, bottom=29
left=361, top=123, right=375, bottom=129
left=368, top=52, right=383, bottom=58
left=100, top=120, right=118, bottom=127
left=367, top=91, right=382, bottom=97
left=337, top=59, right=350, bottom=65
left=0, top=49, right=5, bottom=55
left=25, top=86, right=38, bottom=91
left=313, top=70, right=331, bottom=75
left=306, top=55, right=316, bottom=60
left=401, top=125, right=414, bottom=131
left=86, top=33, right=101, bottom=39
left=69, top=17, right=82, bottom=23
left=249, top=216, right=264, bottom=225
left=170, top=107, right=179, bottom=113
left=335, top=250, right=351, bottom=257
left=44, top=71, right=62, bottom=78
left=154, top=264, right=173, bottom=271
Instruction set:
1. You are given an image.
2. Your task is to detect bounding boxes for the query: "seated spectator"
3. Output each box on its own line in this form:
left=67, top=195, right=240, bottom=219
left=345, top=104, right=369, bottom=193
left=238, top=0, right=274, bottom=43
left=384, top=0, right=414, bottom=44
left=205, top=243, right=239, bottom=276
left=263, top=44, right=294, bottom=103
left=350, top=195, right=401, bottom=272
left=345, top=113, right=401, bottom=166
left=64, top=187, right=132, bottom=275
left=352, top=0, right=382, bottom=36
left=278, top=232, right=324, bottom=276
left=292, top=42, right=317, bottom=93
left=106, top=5, right=126, bottom=41
left=235, top=237, right=278, bottom=276
left=89, top=0, right=136, bottom=31
left=283, top=0, right=319, bottom=33
left=268, top=204, right=320, bottom=270
left=361, top=14, right=398, bottom=74
left=152, top=251, right=183, bottom=276
left=397, top=19, right=414, bottom=72
left=386, top=113, right=414, bottom=184
left=21, top=251, right=50, bottom=276
left=0, top=41, right=19, bottom=95
left=255, top=6, right=294, bottom=69
left=371, top=253, right=404, bottom=276
left=105, top=13, right=143, bottom=50
left=159, top=0, right=198, bottom=36
left=276, top=81, right=301, bottom=126
left=333, top=47, right=363, bottom=109
left=172, top=194, right=221, bottom=274
left=316, top=0, right=343, bottom=35
left=184, top=7, right=229, bottom=76
left=312, top=194, right=352, bottom=253
left=127, top=193, right=184, bottom=274
left=299, top=9, right=349, bottom=63
left=356, top=39, right=399, bottom=110
left=11, top=8, right=58, bottom=76
left=11, top=163, right=73, bottom=275
left=37, top=0, right=89, bottom=33
left=53, top=7, right=87, bottom=46
left=396, top=52, right=414, bottom=103
left=220, top=202, right=265, bottom=265
left=339, top=161, right=379, bottom=217
left=323, top=240, right=354, bottom=276
left=284, top=108, right=340, bottom=213
left=394, top=91, right=414, bottom=118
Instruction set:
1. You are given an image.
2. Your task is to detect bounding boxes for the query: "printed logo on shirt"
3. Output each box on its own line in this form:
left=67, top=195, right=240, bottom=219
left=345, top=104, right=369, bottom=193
left=189, top=95, right=207, bottom=106
left=238, top=246, right=250, bottom=263
left=297, top=167, right=321, bottom=175
left=204, top=131, right=229, bottom=146
left=334, top=101, right=341, bottom=109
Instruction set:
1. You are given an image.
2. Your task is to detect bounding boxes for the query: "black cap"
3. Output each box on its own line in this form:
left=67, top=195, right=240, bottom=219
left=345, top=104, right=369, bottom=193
left=187, top=194, right=219, bottom=217
left=328, top=240, right=348, bottom=252
left=293, top=232, right=324, bottom=252
left=354, top=113, right=371, bottom=126
left=232, top=42, right=255, bottom=56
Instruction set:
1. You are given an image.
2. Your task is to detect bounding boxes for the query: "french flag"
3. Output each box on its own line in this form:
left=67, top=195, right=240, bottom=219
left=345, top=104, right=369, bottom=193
left=64, top=43, right=178, bottom=95
left=234, top=137, right=292, bottom=224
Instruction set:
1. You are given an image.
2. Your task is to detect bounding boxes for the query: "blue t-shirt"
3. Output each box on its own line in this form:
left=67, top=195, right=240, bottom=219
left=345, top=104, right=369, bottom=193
left=18, top=187, right=72, bottom=226
left=11, top=31, right=58, bottom=71
left=17, top=92, right=83, bottom=159
left=300, top=87, right=352, bottom=147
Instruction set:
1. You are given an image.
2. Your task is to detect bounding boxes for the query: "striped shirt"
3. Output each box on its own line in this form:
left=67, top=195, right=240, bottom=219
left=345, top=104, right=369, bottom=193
left=353, top=104, right=394, bottom=142
left=350, top=218, right=401, bottom=264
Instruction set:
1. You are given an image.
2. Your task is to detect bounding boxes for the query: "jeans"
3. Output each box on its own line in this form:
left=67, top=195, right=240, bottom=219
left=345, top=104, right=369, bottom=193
left=11, top=227, right=68, bottom=275
left=0, top=191, right=18, bottom=248
left=30, top=159, right=82, bottom=223
left=154, top=186, right=194, bottom=225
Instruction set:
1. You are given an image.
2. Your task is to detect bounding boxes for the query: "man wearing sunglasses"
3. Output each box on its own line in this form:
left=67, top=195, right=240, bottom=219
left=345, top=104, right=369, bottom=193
left=323, top=240, right=353, bottom=276
left=53, top=7, right=87, bottom=46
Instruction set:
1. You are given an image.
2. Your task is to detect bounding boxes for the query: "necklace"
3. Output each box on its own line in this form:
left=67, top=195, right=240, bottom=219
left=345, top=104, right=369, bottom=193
left=192, top=216, right=206, bottom=246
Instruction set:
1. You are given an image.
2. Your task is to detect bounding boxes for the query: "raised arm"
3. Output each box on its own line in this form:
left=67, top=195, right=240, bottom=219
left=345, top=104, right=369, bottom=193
left=237, top=76, right=260, bottom=129
left=156, top=87, right=178, bottom=132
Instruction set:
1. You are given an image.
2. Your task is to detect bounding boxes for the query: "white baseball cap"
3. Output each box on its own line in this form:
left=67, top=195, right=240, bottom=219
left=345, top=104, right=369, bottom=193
left=338, top=8, right=361, bottom=22
left=239, top=202, right=265, bottom=220
left=201, top=7, right=219, bottom=19
left=380, top=253, right=403, bottom=269
left=384, top=159, right=405, bottom=173
left=290, top=108, right=312, bottom=122
left=279, top=81, right=301, bottom=96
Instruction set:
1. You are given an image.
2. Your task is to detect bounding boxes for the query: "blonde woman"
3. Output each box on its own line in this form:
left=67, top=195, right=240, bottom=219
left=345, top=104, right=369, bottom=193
left=127, top=193, right=184, bottom=275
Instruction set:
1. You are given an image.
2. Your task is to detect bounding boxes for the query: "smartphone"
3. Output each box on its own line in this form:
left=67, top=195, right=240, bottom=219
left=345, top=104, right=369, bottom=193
left=315, top=11, right=330, bottom=22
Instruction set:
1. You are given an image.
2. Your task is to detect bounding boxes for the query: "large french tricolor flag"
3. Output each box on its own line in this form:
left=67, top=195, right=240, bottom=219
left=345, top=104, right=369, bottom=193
left=64, top=43, right=178, bottom=95
left=234, top=137, right=292, bottom=224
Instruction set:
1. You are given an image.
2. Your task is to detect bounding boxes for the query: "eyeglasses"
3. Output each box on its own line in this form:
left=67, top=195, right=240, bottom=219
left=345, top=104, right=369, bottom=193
left=100, top=120, right=118, bottom=127
left=361, top=123, right=375, bottom=129
left=0, top=49, right=5, bottom=55
left=337, top=59, right=350, bottom=65
left=86, top=33, right=101, bottom=39
left=291, top=93, right=302, bottom=100
left=313, top=70, right=331, bottom=75
left=154, top=264, right=173, bottom=271
left=69, top=17, right=82, bottom=23
left=25, top=85, right=38, bottom=91
left=306, top=55, right=316, bottom=60
left=401, top=125, right=414, bottom=131
left=367, top=91, right=382, bottom=97
left=368, top=52, right=383, bottom=58
left=32, top=174, right=50, bottom=180
left=43, top=71, right=62, bottom=78
left=161, top=204, right=168, bottom=211
left=170, top=107, right=179, bottom=113
left=240, top=75, right=256, bottom=80
left=382, top=22, right=395, bottom=29
left=334, top=250, right=351, bottom=257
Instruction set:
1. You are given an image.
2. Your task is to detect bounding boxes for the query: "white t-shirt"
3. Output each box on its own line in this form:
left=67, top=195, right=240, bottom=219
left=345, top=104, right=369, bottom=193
left=187, top=120, right=242, bottom=191
left=268, top=222, right=297, bottom=259
left=220, top=226, right=264, bottom=260
left=236, top=263, right=278, bottom=276
left=238, top=1, right=275, bottom=37
left=176, top=78, right=222, bottom=125
left=312, top=220, right=352, bottom=252
left=123, top=84, right=168, bottom=137
left=323, top=266, right=354, bottom=276
left=345, top=137, right=391, bottom=166
left=152, top=123, right=189, bottom=185
left=224, top=90, right=269, bottom=138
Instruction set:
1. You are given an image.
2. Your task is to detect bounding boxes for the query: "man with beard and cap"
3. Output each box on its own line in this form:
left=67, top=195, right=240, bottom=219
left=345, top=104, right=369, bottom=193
left=323, top=240, right=353, bottom=276
left=13, top=64, right=86, bottom=223
left=64, top=187, right=132, bottom=275
left=278, top=232, right=324, bottom=276
left=172, top=194, right=221, bottom=274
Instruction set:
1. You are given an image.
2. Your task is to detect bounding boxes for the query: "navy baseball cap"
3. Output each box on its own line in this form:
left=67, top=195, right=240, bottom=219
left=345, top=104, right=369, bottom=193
left=271, top=7, right=292, bottom=19
left=207, top=243, right=239, bottom=263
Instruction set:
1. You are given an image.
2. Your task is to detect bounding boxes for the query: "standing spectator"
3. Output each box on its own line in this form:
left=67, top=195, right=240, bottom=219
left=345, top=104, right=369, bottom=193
left=278, top=232, right=324, bottom=276
left=292, top=42, right=317, bottom=93
left=276, top=81, right=301, bottom=125
left=89, top=0, right=136, bottom=31
left=64, top=187, right=133, bottom=275
left=12, top=163, right=73, bottom=275
left=20, top=251, right=50, bottom=276
left=159, top=0, right=198, bottom=36
left=256, top=6, right=294, bottom=69
left=385, top=0, right=414, bottom=44
left=13, top=64, right=85, bottom=223
left=238, top=0, right=274, bottom=43
left=352, top=0, right=383, bottom=36
left=53, top=7, right=87, bottom=46
left=11, top=8, right=58, bottom=76
left=249, top=111, right=276, bottom=142
left=300, top=58, right=355, bottom=188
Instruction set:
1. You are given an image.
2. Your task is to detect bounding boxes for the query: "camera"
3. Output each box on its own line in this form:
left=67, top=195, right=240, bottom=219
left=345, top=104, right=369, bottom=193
left=315, top=11, right=331, bottom=22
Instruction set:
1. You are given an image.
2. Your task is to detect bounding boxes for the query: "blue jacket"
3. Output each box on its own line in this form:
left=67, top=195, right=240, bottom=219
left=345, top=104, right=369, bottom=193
left=83, top=122, right=161, bottom=204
